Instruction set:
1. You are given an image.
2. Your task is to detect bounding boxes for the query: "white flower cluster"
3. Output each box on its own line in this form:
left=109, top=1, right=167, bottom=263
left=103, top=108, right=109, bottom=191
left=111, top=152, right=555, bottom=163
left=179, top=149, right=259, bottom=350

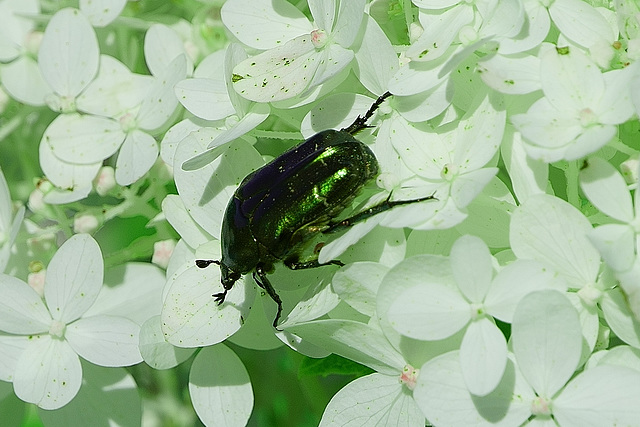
left=1, top=0, right=640, bottom=426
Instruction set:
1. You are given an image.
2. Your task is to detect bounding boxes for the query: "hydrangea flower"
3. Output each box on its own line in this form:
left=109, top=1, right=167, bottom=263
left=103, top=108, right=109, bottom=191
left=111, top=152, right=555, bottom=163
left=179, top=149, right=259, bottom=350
left=511, top=46, right=636, bottom=162
left=0, top=234, right=142, bottom=409
left=414, top=290, right=640, bottom=425
left=223, top=0, right=367, bottom=101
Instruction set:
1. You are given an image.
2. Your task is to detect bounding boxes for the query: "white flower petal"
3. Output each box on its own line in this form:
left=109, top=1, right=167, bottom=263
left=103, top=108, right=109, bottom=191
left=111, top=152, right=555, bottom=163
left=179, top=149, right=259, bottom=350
left=554, top=365, right=640, bottom=426
left=42, top=186, right=93, bottom=205
left=13, top=336, right=82, bottom=410
left=413, top=0, right=460, bottom=8
left=162, top=195, right=211, bottom=249
left=175, top=78, right=235, bottom=121
left=451, top=167, right=498, bottom=209
left=221, top=0, right=312, bottom=50
left=79, top=0, right=126, bottom=27
left=189, top=345, right=253, bottom=427
left=137, top=54, right=187, bottom=131
left=407, top=6, right=474, bottom=62
left=309, top=0, right=336, bottom=33
left=510, top=194, right=599, bottom=287
left=388, top=281, right=470, bottom=341
left=580, top=157, right=634, bottom=222
left=0, top=275, right=50, bottom=334
left=77, top=55, right=152, bottom=118
left=39, top=134, right=101, bottom=191
left=83, top=262, right=165, bottom=325
left=207, top=103, right=270, bottom=149
left=381, top=189, right=466, bottom=231
left=395, top=83, right=453, bottom=122
left=330, top=0, right=366, bottom=47
left=511, top=98, right=582, bottom=151
left=588, top=224, right=635, bottom=272
left=541, top=46, right=603, bottom=112
left=46, top=113, right=124, bottom=164
left=388, top=113, right=446, bottom=179
left=485, top=260, right=565, bottom=323
left=309, top=43, right=354, bottom=88
left=460, top=318, right=508, bottom=396
left=139, top=315, right=195, bottom=369
left=276, top=273, right=340, bottom=326
left=455, top=92, right=505, bottom=170
left=499, top=0, right=550, bottom=54
left=160, top=119, right=202, bottom=166
left=66, top=315, right=142, bottom=366
left=479, top=0, right=525, bottom=40
left=285, top=319, right=405, bottom=374
left=174, top=135, right=264, bottom=239
left=549, top=0, right=614, bottom=49
left=450, top=235, right=493, bottom=302
left=500, top=130, right=548, bottom=203
left=161, top=265, right=255, bottom=347
left=477, top=53, right=541, bottom=95
left=598, top=67, right=636, bottom=124
left=38, top=8, right=99, bottom=97
left=317, top=215, right=380, bottom=264
left=143, top=24, right=191, bottom=77
left=331, top=262, right=389, bottom=317
left=354, top=16, right=397, bottom=96
left=600, top=288, right=640, bottom=348
left=593, top=345, right=640, bottom=371
left=0, top=0, right=39, bottom=61
left=232, top=35, right=319, bottom=102
left=44, top=234, right=104, bottom=324
left=563, top=124, right=616, bottom=161
left=414, top=351, right=533, bottom=426
left=319, top=373, right=424, bottom=427
left=301, top=93, right=375, bottom=137
left=0, top=56, right=49, bottom=106
left=0, top=333, right=29, bottom=381
left=512, top=290, right=582, bottom=397
left=115, top=130, right=158, bottom=186
left=389, top=44, right=457, bottom=95
left=454, top=181, right=513, bottom=248
left=38, top=363, right=140, bottom=426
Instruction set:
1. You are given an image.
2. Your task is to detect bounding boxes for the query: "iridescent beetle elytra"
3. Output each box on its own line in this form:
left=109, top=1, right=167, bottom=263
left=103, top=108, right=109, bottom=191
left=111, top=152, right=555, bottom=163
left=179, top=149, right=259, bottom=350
left=196, top=92, right=436, bottom=329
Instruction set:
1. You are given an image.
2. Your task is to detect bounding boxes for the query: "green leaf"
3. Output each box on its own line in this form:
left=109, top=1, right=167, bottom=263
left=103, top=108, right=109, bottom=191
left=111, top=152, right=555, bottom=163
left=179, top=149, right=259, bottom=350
left=298, top=354, right=374, bottom=378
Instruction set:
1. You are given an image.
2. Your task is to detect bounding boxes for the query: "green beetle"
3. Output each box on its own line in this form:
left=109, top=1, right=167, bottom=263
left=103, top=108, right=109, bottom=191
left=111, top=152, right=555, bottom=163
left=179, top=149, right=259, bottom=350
left=197, top=92, right=436, bottom=328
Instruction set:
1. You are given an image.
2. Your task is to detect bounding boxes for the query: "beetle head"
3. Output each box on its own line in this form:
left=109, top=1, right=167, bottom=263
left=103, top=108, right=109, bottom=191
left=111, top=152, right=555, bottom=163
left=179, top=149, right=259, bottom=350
left=219, top=262, right=241, bottom=290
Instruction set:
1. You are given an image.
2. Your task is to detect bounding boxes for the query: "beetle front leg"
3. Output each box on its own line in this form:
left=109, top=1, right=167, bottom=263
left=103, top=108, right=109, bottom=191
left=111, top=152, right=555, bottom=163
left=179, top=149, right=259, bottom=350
left=253, top=264, right=284, bottom=330
left=324, top=192, right=437, bottom=234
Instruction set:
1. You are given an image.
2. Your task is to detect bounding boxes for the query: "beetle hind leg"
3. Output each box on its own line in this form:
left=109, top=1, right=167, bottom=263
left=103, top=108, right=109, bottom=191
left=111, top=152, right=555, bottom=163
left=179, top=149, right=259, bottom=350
left=253, top=264, right=284, bottom=330
left=341, top=91, right=392, bottom=135
left=324, top=192, right=438, bottom=234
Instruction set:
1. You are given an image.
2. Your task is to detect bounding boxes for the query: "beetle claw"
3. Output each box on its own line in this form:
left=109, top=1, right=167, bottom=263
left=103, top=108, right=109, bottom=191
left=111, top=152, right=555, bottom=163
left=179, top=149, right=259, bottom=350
left=213, top=291, right=227, bottom=304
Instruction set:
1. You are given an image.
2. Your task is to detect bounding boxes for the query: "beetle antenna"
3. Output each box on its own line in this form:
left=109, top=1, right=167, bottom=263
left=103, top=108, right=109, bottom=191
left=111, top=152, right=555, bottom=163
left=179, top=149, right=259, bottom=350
left=342, top=91, right=392, bottom=135
left=195, top=259, right=220, bottom=268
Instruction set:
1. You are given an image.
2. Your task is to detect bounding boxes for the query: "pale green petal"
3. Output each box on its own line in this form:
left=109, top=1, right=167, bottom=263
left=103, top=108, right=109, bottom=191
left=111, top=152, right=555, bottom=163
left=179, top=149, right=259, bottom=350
left=189, top=345, right=253, bottom=427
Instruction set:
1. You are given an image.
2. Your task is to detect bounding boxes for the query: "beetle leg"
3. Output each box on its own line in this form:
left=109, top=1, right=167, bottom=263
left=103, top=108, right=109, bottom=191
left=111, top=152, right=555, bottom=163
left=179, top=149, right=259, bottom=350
left=253, top=264, right=284, bottom=330
left=324, top=192, right=437, bottom=234
left=341, top=91, right=392, bottom=135
left=195, top=259, right=220, bottom=268
left=284, top=258, right=344, bottom=270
